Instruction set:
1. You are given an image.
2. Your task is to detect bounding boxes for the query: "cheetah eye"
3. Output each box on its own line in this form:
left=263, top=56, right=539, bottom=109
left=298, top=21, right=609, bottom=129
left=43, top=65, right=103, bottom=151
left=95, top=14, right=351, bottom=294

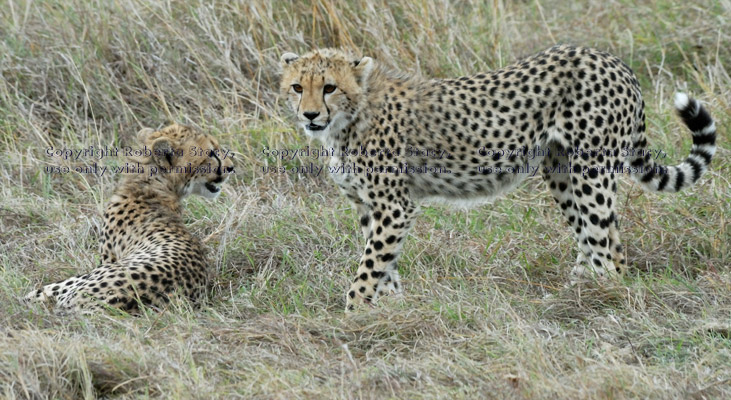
left=292, top=84, right=303, bottom=93
left=323, top=84, right=337, bottom=94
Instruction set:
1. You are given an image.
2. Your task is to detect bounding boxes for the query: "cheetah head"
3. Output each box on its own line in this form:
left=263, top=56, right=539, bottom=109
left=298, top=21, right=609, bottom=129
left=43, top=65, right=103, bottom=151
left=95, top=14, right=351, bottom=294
left=280, top=49, right=374, bottom=141
left=133, top=124, right=234, bottom=199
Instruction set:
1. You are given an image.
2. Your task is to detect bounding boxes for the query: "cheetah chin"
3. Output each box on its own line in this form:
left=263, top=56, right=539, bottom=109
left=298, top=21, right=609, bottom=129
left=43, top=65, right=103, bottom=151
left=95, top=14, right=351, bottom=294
left=306, top=123, right=327, bottom=131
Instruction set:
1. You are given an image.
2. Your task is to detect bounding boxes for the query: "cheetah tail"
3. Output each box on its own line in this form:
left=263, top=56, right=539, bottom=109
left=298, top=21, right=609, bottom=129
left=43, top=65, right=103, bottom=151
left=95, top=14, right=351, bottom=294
left=630, top=93, right=716, bottom=193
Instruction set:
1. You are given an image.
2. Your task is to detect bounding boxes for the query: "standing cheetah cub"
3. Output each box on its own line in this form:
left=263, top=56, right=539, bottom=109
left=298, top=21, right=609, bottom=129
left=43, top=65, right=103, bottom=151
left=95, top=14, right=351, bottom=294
left=25, top=124, right=234, bottom=313
left=279, top=46, right=716, bottom=311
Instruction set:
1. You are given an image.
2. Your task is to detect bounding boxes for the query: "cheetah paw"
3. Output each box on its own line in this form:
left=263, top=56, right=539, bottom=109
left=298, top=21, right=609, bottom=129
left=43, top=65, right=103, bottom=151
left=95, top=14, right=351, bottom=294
left=569, top=263, right=619, bottom=286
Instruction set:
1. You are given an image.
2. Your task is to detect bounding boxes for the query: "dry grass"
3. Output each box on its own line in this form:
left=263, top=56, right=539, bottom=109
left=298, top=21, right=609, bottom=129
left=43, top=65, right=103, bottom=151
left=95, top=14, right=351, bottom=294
left=1, top=0, right=729, bottom=398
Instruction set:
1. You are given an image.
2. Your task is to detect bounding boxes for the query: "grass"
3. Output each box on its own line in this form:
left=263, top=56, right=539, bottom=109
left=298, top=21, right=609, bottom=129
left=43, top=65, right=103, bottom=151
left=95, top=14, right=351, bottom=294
left=1, top=0, right=729, bottom=398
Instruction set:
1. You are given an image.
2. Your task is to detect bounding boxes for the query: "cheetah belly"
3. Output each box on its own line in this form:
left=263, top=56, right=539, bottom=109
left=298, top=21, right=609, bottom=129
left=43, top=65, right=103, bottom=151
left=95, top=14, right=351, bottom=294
left=407, top=146, right=547, bottom=207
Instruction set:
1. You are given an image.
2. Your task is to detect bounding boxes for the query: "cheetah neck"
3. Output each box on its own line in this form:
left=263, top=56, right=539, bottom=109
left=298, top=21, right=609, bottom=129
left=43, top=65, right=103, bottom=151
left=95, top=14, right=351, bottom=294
left=113, top=173, right=185, bottom=215
left=326, top=65, right=407, bottom=149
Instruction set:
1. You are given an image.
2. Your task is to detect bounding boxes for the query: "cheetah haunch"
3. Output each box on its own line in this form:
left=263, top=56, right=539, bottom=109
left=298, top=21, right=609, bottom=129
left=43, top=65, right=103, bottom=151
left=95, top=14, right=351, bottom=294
left=25, top=124, right=234, bottom=313
left=279, top=46, right=717, bottom=311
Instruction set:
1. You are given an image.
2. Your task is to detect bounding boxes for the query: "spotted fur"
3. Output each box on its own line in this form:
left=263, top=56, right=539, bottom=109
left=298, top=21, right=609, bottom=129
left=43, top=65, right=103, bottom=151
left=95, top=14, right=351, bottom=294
left=279, top=46, right=717, bottom=311
left=25, top=124, right=235, bottom=313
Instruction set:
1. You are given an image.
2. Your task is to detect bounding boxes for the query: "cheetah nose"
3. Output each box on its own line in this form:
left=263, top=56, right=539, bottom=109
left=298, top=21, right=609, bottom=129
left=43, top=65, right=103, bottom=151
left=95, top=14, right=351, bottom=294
left=303, top=112, right=320, bottom=121
left=224, top=166, right=234, bottom=173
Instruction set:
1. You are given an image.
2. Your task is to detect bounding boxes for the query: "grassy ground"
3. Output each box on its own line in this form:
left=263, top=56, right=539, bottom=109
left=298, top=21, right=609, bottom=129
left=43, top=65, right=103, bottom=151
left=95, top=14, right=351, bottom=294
left=1, top=0, right=729, bottom=398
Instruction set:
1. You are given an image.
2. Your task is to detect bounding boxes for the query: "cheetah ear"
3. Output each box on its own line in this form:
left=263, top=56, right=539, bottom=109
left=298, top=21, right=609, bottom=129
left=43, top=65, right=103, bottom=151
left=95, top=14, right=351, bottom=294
left=281, top=52, right=299, bottom=66
left=136, top=127, right=156, bottom=144
left=352, top=56, right=374, bottom=83
left=151, top=138, right=175, bottom=168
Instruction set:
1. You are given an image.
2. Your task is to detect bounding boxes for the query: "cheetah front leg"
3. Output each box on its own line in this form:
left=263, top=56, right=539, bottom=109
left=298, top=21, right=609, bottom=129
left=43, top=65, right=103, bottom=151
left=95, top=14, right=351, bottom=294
left=354, top=200, right=373, bottom=243
left=346, top=199, right=417, bottom=311
left=338, top=187, right=373, bottom=243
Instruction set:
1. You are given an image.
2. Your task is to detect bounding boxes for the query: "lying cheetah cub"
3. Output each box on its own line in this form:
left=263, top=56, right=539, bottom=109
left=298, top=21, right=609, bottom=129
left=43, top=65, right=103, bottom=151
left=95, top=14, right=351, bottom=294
left=25, top=124, right=234, bottom=313
left=279, top=46, right=716, bottom=311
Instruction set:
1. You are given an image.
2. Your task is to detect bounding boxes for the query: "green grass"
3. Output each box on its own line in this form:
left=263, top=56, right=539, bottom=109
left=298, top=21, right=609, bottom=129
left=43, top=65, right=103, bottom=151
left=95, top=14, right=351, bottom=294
left=1, top=0, right=730, bottom=398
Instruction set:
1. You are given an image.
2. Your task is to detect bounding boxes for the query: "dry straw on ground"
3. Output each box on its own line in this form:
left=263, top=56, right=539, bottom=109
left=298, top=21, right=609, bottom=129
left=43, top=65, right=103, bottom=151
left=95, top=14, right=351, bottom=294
left=0, top=0, right=729, bottom=398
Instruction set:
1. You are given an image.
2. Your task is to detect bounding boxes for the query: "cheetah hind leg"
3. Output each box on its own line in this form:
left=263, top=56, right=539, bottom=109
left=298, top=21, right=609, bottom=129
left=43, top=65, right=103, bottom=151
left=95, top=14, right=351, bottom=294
left=542, top=147, right=612, bottom=284
left=542, top=146, right=622, bottom=285
left=568, top=163, right=623, bottom=285
left=569, top=219, right=626, bottom=285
